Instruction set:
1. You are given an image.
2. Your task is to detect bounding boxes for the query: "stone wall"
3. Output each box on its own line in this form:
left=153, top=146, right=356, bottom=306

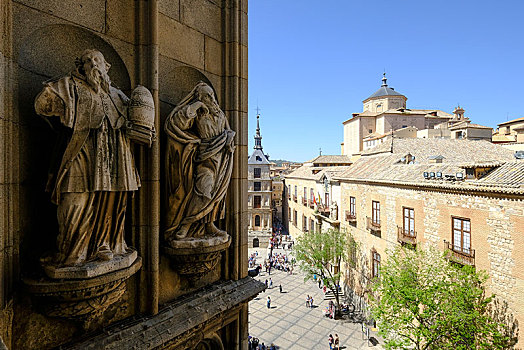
left=0, top=0, right=256, bottom=349
left=339, top=181, right=524, bottom=341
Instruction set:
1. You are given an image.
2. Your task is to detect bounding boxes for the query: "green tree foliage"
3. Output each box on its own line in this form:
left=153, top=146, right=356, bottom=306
left=294, top=228, right=348, bottom=310
left=370, top=246, right=516, bottom=350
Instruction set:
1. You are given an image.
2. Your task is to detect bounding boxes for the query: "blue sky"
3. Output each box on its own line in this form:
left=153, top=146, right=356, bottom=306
left=247, top=0, right=524, bottom=162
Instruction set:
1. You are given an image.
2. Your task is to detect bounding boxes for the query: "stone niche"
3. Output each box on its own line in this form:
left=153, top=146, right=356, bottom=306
left=17, top=24, right=140, bottom=338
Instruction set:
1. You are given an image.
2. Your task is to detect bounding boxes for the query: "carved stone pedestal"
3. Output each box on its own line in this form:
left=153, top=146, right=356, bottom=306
left=23, top=257, right=141, bottom=328
left=164, top=236, right=231, bottom=283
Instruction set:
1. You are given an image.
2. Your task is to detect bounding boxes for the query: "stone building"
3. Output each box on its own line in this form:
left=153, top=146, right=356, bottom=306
left=271, top=179, right=284, bottom=224
left=247, top=115, right=272, bottom=248
left=493, top=116, right=524, bottom=151
left=284, top=155, right=352, bottom=239
left=335, top=138, right=523, bottom=343
left=0, top=1, right=262, bottom=349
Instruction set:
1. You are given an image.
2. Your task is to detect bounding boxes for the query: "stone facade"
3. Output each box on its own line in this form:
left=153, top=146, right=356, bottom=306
left=0, top=1, right=261, bottom=349
left=338, top=177, right=524, bottom=345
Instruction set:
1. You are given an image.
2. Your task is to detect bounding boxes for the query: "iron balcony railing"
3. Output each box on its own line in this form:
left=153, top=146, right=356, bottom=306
left=366, top=216, right=381, bottom=232
left=397, top=226, right=417, bottom=245
left=444, top=240, right=475, bottom=266
left=345, top=210, right=357, bottom=222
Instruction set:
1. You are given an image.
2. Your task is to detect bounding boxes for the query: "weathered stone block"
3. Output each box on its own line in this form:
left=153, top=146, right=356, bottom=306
left=181, top=0, right=222, bottom=42
left=204, top=36, right=222, bottom=76
left=159, top=0, right=180, bottom=21
left=159, top=14, right=204, bottom=69
left=14, top=0, right=105, bottom=33
left=106, top=0, right=135, bottom=44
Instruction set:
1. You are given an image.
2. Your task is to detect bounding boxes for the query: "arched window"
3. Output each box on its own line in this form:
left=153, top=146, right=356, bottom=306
left=254, top=215, right=261, bottom=227
left=253, top=238, right=260, bottom=248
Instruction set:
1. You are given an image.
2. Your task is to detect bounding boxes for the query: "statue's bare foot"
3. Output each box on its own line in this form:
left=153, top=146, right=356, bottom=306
left=205, top=223, right=227, bottom=237
left=97, top=246, right=114, bottom=261
left=175, top=224, right=191, bottom=239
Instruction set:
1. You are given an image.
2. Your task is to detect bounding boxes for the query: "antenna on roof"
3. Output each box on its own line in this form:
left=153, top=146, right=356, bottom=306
left=319, top=147, right=322, bottom=156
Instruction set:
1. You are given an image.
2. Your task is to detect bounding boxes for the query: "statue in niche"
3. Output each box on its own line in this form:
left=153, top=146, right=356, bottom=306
left=34, top=49, right=154, bottom=273
left=164, top=82, right=235, bottom=246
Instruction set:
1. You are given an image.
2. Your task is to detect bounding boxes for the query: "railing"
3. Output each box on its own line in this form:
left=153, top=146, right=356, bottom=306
left=318, top=205, right=330, bottom=218
left=366, top=217, right=381, bottom=233
left=444, top=240, right=475, bottom=266
left=345, top=210, right=357, bottom=222
left=309, top=200, right=315, bottom=209
left=292, top=195, right=297, bottom=203
left=302, top=197, right=308, bottom=206
left=397, top=226, right=417, bottom=245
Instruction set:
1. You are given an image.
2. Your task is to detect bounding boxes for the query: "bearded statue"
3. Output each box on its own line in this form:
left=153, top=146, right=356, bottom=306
left=164, top=82, right=235, bottom=245
left=34, top=49, right=153, bottom=272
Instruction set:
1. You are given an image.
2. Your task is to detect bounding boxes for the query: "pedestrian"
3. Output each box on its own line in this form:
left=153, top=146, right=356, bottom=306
left=306, top=295, right=310, bottom=307
left=328, top=334, right=334, bottom=350
left=265, top=279, right=268, bottom=288
left=269, top=278, right=273, bottom=288
left=334, top=334, right=340, bottom=350
left=267, top=296, right=271, bottom=309
left=279, top=284, right=282, bottom=293
left=318, top=279, right=321, bottom=288
left=310, top=296, right=314, bottom=307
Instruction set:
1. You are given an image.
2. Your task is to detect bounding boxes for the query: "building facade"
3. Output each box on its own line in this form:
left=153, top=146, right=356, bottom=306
left=0, top=1, right=262, bottom=349
left=248, top=116, right=273, bottom=248
left=335, top=138, right=523, bottom=344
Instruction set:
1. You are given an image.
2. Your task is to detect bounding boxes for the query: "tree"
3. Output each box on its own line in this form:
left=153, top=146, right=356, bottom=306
left=369, top=245, right=515, bottom=350
left=294, top=228, right=347, bottom=311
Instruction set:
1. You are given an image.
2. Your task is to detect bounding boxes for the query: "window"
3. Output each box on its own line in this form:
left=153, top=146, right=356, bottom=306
left=310, top=188, right=314, bottom=202
left=325, top=193, right=330, bottom=207
left=293, top=210, right=297, bottom=226
left=350, top=196, right=356, bottom=216
left=310, top=218, right=315, bottom=233
left=302, top=215, right=307, bottom=231
left=303, top=187, right=307, bottom=200
left=403, top=207, right=415, bottom=236
left=372, top=201, right=380, bottom=224
left=452, top=217, right=471, bottom=254
left=372, top=250, right=381, bottom=278
left=288, top=185, right=291, bottom=199
left=289, top=208, right=291, bottom=221
left=253, top=238, right=259, bottom=248
left=254, top=182, right=261, bottom=191
left=254, top=196, right=261, bottom=208
left=254, top=168, right=261, bottom=178
left=254, top=215, right=261, bottom=226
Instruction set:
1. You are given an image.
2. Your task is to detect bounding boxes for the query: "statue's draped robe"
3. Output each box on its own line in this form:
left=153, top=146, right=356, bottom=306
left=35, top=72, right=139, bottom=266
left=164, top=103, right=235, bottom=239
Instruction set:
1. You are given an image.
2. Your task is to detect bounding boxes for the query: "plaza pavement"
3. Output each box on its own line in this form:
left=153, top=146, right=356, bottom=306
left=248, top=247, right=384, bottom=350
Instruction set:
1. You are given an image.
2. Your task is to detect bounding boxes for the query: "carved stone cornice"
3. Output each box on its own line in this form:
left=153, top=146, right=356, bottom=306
left=63, top=277, right=265, bottom=349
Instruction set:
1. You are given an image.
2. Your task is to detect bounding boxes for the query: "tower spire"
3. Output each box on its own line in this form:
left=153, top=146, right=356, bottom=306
left=381, top=72, right=388, bottom=87
left=254, top=115, right=263, bottom=150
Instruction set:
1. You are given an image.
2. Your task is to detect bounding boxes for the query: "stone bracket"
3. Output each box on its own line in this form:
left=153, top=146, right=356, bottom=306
left=62, top=277, right=265, bottom=349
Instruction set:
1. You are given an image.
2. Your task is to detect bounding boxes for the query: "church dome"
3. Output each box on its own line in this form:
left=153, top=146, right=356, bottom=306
left=364, top=73, right=405, bottom=101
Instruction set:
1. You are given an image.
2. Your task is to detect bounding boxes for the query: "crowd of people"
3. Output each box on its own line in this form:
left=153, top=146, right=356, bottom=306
left=264, top=252, right=293, bottom=275
left=248, top=336, right=277, bottom=350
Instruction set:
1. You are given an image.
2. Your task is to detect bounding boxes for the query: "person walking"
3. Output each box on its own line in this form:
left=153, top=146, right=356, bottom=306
left=269, top=278, right=273, bottom=289
left=334, top=334, right=340, bottom=350
left=306, top=295, right=310, bottom=308
left=279, top=284, right=282, bottom=293
left=328, top=334, right=334, bottom=350
left=267, top=296, right=271, bottom=309
left=310, top=296, right=314, bottom=308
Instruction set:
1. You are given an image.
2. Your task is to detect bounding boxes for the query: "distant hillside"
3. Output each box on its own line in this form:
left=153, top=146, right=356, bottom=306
left=270, top=159, right=301, bottom=166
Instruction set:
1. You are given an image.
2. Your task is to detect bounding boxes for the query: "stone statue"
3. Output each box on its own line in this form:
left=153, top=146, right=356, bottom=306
left=34, top=49, right=154, bottom=272
left=164, top=82, right=235, bottom=245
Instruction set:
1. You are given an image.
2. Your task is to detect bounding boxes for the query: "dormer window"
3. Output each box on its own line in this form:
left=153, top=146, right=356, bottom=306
left=256, top=155, right=262, bottom=161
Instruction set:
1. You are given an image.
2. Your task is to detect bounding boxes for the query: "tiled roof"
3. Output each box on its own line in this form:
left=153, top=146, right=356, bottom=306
left=285, top=166, right=350, bottom=181
left=305, top=155, right=353, bottom=164
left=498, top=116, right=524, bottom=126
left=449, top=122, right=492, bottom=130
left=336, top=138, right=522, bottom=194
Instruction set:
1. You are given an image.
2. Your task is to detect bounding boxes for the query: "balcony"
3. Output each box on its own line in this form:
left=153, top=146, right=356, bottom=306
left=292, top=195, right=297, bottom=203
left=366, top=217, right=381, bottom=236
left=309, top=200, right=314, bottom=209
left=345, top=210, right=357, bottom=223
left=318, top=205, right=330, bottom=218
left=302, top=197, right=308, bottom=206
left=397, top=226, right=417, bottom=245
left=444, top=240, right=475, bottom=266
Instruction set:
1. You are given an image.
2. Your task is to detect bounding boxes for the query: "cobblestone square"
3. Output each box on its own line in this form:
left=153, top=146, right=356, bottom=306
left=249, top=248, right=384, bottom=349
